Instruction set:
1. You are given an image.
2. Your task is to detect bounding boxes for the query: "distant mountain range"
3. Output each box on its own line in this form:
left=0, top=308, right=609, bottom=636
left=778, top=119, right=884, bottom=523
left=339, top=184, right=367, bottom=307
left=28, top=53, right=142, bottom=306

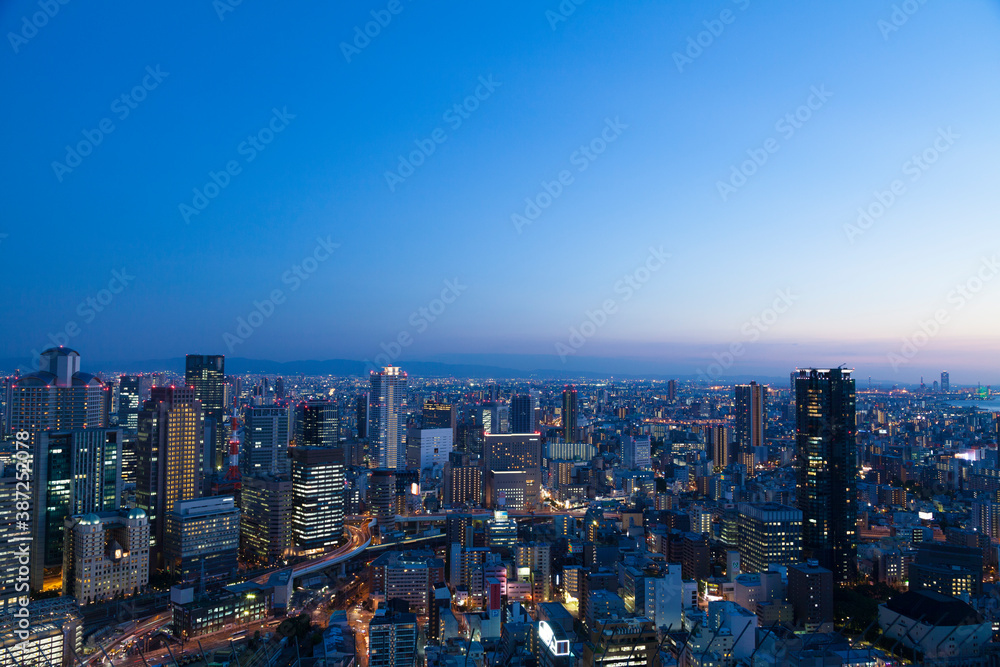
left=0, top=354, right=796, bottom=383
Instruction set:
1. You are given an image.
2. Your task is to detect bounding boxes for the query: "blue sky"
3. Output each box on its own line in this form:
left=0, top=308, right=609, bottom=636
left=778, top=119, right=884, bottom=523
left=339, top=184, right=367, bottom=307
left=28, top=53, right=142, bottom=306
left=2, top=1, right=999, bottom=382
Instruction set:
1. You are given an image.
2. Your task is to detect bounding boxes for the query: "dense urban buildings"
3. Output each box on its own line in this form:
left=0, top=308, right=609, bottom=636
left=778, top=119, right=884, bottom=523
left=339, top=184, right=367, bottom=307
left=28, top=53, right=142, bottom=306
left=30, top=428, right=122, bottom=592
left=2, top=356, right=999, bottom=667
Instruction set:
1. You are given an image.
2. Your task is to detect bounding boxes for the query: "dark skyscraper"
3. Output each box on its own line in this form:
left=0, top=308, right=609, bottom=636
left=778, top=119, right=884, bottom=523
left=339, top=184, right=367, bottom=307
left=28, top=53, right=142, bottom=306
left=794, top=368, right=857, bottom=584
left=510, top=394, right=535, bottom=434
left=185, top=354, right=227, bottom=470
left=296, top=399, right=339, bottom=448
left=423, top=400, right=456, bottom=429
left=941, top=371, right=950, bottom=392
left=735, top=382, right=767, bottom=459
left=562, top=386, right=579, bottom=442
left=117, top=375, right=142, bottom=432
left=356, top=393, right=369, bottom=439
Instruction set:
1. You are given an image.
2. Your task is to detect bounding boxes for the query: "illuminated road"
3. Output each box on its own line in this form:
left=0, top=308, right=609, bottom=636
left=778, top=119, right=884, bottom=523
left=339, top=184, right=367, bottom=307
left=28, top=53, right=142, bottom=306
left=253, top=517, right=375, bottom=584
left=88, top=520, right=374, bottom=666
left=83, top=612, right=171, bottom=666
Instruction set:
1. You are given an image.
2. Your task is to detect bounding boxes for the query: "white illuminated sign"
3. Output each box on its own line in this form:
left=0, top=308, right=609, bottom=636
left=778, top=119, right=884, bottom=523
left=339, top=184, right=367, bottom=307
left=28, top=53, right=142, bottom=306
left=539, top=621, right=570, bottom=656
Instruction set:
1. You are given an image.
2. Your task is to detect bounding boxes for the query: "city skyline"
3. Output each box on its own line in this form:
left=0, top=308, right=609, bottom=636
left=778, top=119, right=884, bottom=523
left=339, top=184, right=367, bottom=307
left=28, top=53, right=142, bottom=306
left=2, top=3, right=999, bottom=384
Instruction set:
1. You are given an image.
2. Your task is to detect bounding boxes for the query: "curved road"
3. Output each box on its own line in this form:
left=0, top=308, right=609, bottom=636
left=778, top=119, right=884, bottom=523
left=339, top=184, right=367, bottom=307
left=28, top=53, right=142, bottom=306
left=90, top=519, right=375, bottom=666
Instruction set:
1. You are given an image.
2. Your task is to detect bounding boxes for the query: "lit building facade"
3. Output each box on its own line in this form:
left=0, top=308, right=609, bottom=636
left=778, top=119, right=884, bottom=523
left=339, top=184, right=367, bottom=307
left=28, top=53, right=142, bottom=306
left=290, top=446, right=345, bottom=554
left=63, top=508, right=150, bottom=604
left=163, top=496, right=239, bottom=587
left=136, top=386, right=204, bottom=568
left=369, top=366, right=407, bottom=469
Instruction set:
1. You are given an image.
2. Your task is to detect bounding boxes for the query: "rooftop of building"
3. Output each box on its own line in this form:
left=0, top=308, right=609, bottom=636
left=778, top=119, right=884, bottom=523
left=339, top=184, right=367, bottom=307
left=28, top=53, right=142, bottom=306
left=884, top=590, right=985, bottom=626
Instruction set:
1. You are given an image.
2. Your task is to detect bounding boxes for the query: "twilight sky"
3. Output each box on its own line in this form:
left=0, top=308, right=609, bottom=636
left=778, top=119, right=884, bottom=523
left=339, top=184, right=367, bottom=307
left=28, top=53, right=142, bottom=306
left=2, top=1, right=999, bottom=383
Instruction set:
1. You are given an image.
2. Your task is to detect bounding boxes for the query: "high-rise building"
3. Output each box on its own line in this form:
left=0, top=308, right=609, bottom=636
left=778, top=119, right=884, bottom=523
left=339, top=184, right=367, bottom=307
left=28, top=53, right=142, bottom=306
left=184, top=354, right=226, bottom=470
left=423, top=400, right=456, bottom=431
left=787, top=561, right=834, bottom=630
left=63, top=508, right=149, bottom=604
left=794, top=367, right=857, bottom=584
left=973, top=497, right=1000, bottom=542
left=621, top=435, right=651, bottom=470
left=30, top=428, right=122, bottom=592
left=290, top=446, right=345, bottom=554
left=117, top=375, right=142, bottom=432
left=667, top=379, right=677, bottom=402
left=6, top=348, right=109, bottom=443
left=405, top=427, right=453, bottom=471
left=485, top=470, right=528, bottom=510
left=446, top=459, right=481, bottom=507
left=0, top=461, right=20, bottom=611
left=239, top=474, right=293, bottom=565
left=163, top=496, right=239, bottom=588
left=562, top=386, right=579, bottom=442
left=516, top=542, right=552, bottom=602
left=369, top=468, right=396, bottom=527
left=708, top=426, right=730, bottom=470
left=136, top=386, right=204, bottom=567
left=0, top=596, right=83, bottom=666
left=368, top=609, right=418, bottom=667
left=369, top=367, right=407, bottom=469
left=484, top=433, right=542, bottom=507
left=735, top=382, right=767, bottom=462
left=355, top=393, right=369, bottom=439
left=369, top=552, right=432, bottom=615
left=243, top=405, right=290, bottom=476
left=510, top=394, right=535, bottom=434
left=296, top=399, right=339, bottom=447
left=486, top=510, right=517, bottom=552
left=941, top=371, right=950, bottom=392
left=736, top=502, right=802, bottom=574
